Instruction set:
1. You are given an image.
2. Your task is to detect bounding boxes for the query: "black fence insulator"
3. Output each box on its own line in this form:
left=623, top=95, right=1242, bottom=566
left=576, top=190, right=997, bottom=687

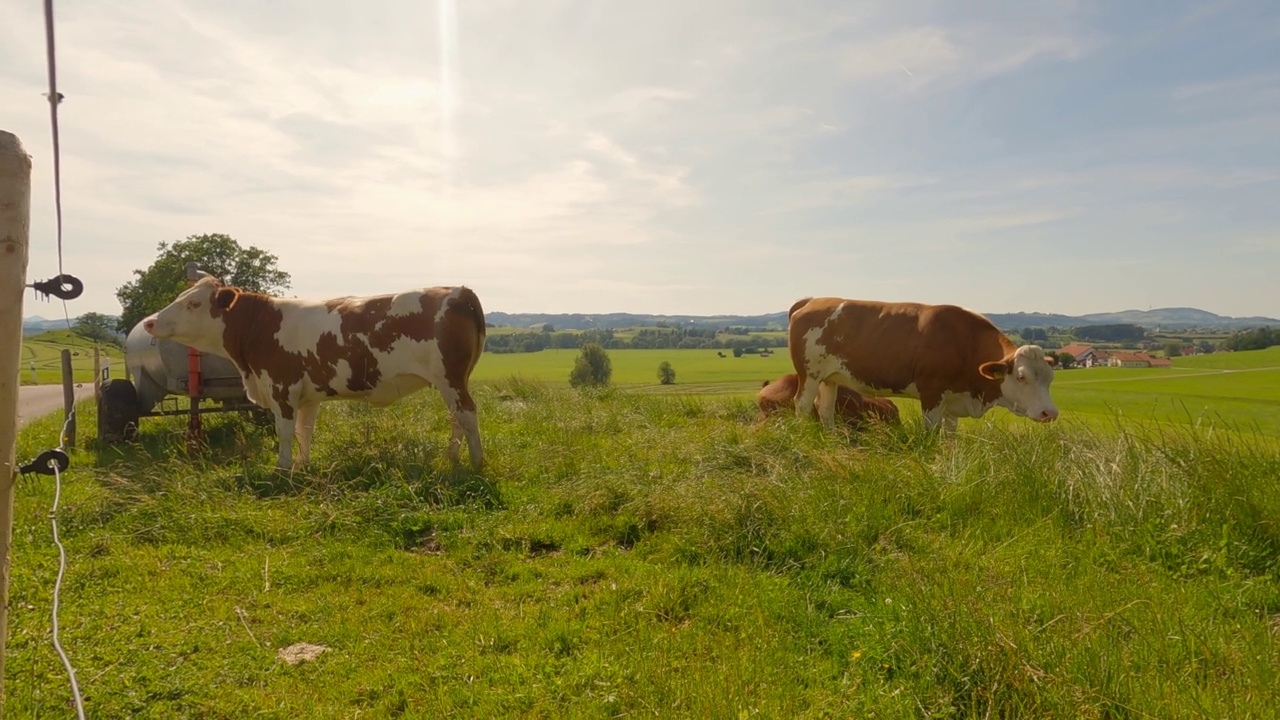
left=31, top=273, right=83, bottom=301
left=18, top=449, right=71, bottom=477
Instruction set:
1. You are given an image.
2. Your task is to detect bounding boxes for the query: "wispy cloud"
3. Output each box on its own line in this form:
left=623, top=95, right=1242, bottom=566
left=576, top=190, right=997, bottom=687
left=841, top=24, right=1090, bottom=89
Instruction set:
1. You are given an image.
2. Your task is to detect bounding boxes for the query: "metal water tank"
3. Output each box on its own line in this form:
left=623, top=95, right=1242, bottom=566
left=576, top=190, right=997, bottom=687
left=123, top=321, right=249, bottom=412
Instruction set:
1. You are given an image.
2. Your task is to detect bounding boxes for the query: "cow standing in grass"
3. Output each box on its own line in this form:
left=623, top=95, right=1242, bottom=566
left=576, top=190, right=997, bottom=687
left=144, top=276, right=487, bottom=470
left=787, top=297, right=1058, bottom=431
left=757, top=373, right=900, bottom=427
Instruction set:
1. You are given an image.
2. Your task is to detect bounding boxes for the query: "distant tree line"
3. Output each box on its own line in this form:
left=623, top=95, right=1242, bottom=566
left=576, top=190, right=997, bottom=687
left=1222, top=327, right=1280, bottom=352
left=1019, top=327, right=1050, bottom=343
left=484, top=326, right=789, bottom=354
left=1071, top=324, right=1147, bottom=343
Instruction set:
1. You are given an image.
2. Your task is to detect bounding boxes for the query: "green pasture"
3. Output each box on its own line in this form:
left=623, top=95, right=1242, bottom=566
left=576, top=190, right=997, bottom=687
left=1173, top=345, right=1280, bottom=370
left=19, top=329, right=124, bottom=385
left=1051, top=349, right=1280, bottom=435
left=473, top=346, right=1280, bottom=435
left=473, top=347, right=794, bottom=391
left=8, top=377, right=1280, bottom=718
left=20, top=327, right=1280, bottom=437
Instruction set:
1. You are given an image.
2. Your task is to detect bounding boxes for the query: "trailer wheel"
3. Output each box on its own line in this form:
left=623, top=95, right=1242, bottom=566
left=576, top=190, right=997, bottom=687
left=98, top=379, right=141, bottom=443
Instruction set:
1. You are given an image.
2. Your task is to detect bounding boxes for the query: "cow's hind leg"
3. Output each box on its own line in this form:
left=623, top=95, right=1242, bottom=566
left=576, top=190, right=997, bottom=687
left=441, top=386, right=483, bottom=470
left=794, top=373, right=821, bottom=420
left=815, top=381, right=838, bottom=427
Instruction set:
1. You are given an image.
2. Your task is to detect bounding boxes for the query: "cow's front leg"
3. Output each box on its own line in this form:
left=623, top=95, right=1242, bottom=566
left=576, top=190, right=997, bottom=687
left=921, top=404, right=958, bottom=434
left=922, top=402, right=945, bottom=431
left=295, top=402, right=321, bottom=468
left=273, top=405, right=296, bottom=469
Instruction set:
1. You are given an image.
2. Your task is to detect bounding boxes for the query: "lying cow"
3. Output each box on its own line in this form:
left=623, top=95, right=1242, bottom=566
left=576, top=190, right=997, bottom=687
left=757, top=373, right=899, bottom=427
left=787, top=297, right=1058, bottom=430
left=144, top=276, right=486, bottom=470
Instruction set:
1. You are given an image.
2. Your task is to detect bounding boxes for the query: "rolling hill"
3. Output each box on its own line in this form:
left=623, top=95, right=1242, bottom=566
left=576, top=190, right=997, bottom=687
left=26, top=306, right=1280, bottom=336
left=486, top=306, right=1278, bottom=332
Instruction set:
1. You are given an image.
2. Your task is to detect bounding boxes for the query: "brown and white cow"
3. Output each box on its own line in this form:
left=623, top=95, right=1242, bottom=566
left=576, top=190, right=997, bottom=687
left=143, top=276, right=486, bottom=470
left=757, top=373, right=900, bottom=427
left=787, top=297, right=1058, bottom=431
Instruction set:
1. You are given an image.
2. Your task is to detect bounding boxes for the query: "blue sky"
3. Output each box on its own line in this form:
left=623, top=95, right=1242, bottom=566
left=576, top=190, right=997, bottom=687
left=3, top=0, right=1277, bottom=319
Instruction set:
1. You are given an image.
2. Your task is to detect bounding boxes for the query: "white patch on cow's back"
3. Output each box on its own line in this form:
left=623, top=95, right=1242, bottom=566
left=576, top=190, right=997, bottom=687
left=433, top=287, right=464, bottom=325
left=388, top=290, right=426, bottom=318
left=274, top=299, right=344, bottom=356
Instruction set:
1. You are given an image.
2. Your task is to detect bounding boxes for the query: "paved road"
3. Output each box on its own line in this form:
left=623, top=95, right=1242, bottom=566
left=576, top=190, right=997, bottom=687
left=16, top=383, right=95, bottom=429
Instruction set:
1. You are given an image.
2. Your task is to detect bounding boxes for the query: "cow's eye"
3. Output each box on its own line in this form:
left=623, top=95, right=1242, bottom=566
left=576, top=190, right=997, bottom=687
left=187, top=301, right=202, bottom=310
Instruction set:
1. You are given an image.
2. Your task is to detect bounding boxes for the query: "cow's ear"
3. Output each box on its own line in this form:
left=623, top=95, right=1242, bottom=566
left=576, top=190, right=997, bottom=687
left=1045, top=355, right=1058, bottom=367
left=979, top=360, right=1008, bottom=380
left=214, top=288, right=240, bottom=310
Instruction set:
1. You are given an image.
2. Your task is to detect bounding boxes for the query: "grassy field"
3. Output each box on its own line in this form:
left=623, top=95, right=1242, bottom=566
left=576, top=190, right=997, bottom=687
left=471, top=346, right=1280, bottom=433
left=8, top=352, right=1280, bottom=717
left=19, top=327, right=1278, bottom=434
left=20, top=329, right=125, bottom=385
left=1049, top=347, right=1280, bottom=435
left=473, top=347, right=794, bottom=395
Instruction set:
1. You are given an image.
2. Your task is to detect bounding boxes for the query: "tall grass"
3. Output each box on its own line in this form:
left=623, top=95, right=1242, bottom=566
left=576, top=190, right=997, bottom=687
left=8, top=380, right=1279, bottom=718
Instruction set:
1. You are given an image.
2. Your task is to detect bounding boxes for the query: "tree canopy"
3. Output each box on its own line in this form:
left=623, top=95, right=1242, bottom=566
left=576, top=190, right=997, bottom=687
left=570, top=343, right=613, bottom=388
left=657, top=361, right=676, bottom=385
left=72, top=311, right=122, bottom=346
left=115, top=233, right=291, bottom=333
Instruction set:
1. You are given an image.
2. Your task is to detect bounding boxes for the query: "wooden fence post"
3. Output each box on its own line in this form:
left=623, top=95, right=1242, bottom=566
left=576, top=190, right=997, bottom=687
left=0, top=129, right=33, bottom=707
left=61, top=350, right=75, bottom=450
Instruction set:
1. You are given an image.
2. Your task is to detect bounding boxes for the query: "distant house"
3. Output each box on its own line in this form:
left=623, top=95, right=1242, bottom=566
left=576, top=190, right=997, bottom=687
left=1062, top=344, right=1111, bottom=368
left=1107, top=351, right=1150, bottom=368
left=1057, top=343, right=1094, bottom=363
left=1106, top=351, right=1171, bottom=368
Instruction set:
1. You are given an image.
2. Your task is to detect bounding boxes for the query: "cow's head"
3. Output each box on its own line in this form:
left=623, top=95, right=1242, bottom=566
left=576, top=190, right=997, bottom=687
left=979, top=345, right=1059, bottom=423
left=142, top=275, right=242, bottom=356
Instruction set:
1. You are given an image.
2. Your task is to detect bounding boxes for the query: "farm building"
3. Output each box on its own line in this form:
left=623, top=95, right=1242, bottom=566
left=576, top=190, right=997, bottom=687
left=1058, top=343, right=1173, bottom=368
left=1105, top=351, right=1172, bottom=368
left=1060, top=344, right=1111, bottom=368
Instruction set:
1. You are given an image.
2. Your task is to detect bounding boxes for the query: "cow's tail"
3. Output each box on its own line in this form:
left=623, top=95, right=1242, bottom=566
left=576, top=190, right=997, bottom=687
left=452, top=286, right=487, bottom=373
left=788, top=297, right=813, bottom=320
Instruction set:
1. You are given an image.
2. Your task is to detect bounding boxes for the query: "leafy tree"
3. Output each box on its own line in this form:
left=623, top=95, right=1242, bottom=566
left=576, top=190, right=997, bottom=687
left=1224, top=327, right=1279, bottom=352
left=1196, top=340, right=1216, bottom=354
left=569, top=343, right=612, bottom=388
left=657, top=361, right=676, bottom=385
left=1163, top=341, right=1182, bottom=358
left=114, top=233, right=291, bottom=333
left=1049, top=350, right=1075, bottom=370
left=72, top=311, right=121, bottom=345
